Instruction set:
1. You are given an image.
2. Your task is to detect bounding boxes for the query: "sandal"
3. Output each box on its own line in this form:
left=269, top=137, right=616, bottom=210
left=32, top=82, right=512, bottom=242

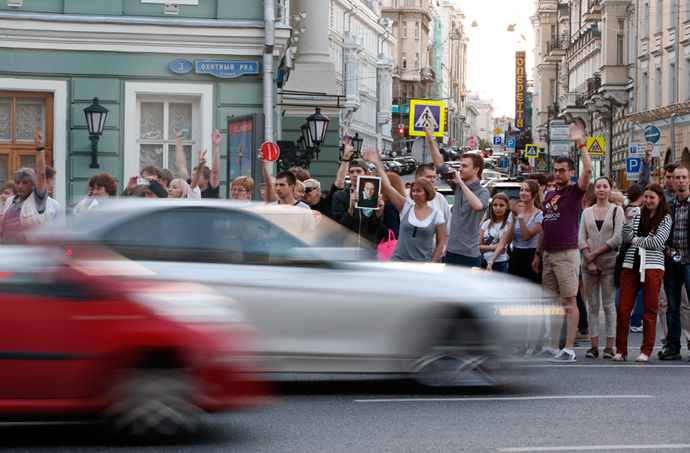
left=602, top=348, right=615, bottom=359
left=612, top=353, right=627, bottom=361
left=636, top=353, right=649, bottom=362
left=585, top=347, right=598, bottom=358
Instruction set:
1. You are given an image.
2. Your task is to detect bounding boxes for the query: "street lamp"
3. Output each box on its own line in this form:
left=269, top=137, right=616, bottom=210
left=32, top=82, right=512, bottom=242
left=83, top=97, right=109, bottom=169
left=351, top=133, right=364, bottom=158
left=301, top=123, right=313, bottom=149
left=306, top=106, right=330, bottom=146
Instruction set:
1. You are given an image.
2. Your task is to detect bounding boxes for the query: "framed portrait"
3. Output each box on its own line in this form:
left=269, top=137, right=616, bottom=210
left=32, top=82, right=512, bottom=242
left=355, top=175, right=381, bottom=210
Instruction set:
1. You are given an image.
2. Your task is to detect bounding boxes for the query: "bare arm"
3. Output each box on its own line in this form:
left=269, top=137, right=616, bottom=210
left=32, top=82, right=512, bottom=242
left=448, top=170, right=484, bottom=211
left=335, top=138, right=354, bottom=189
left=432, top=222, right=445, bottom=262
left=531, top=232, right=545, bottom=274
left=424, top=126, right=444, bottom=169
left=364, top=149, right=406, bottom=212
left=210, top=129, right=221, bottom=189
left=33, top=125, right=47, bottom=196
left=258, top=150, right=277, bottom=203
left=570, top=122, right=592, bottom=192
left=175, top=131, right=191, bottom=181
left=190, top=150, right=207, bottom=190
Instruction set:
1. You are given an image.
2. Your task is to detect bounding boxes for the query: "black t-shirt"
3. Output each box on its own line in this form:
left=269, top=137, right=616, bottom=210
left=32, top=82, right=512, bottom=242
left=186, top=179, right=220, bottom=198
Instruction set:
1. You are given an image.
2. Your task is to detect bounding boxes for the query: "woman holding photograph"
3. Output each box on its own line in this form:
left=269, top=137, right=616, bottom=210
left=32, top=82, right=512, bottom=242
left=365, top=150, right=445, bottom=262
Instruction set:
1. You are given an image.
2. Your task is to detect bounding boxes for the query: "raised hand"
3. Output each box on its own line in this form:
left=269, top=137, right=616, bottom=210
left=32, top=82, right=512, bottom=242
left=33, top=124, right=44, bottom=148
left=212, top=128, right=221, bottom=146
left=569, top=122, right=585, bottom=144
left=363, top=149, right=380, bottom=164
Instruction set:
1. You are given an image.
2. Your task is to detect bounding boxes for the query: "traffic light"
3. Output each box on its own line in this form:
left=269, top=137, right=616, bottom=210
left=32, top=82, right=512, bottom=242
left=470, top=136, right=475, bottom=148
left=398, top=127, right=404, bottom=135
left=460, top=92, right=466, bottom=98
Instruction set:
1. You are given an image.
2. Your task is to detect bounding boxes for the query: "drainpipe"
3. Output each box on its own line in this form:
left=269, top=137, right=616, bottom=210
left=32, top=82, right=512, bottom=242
left=671, top=113, right=677, bottom=158
left=264, top=0, right=276, bottom=142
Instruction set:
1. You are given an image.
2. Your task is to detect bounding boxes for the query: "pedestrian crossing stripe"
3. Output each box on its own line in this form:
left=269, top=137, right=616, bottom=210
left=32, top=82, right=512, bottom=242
left=525, top=144, right=539, bottom=158
left=587, top=137, right=605, bottom=155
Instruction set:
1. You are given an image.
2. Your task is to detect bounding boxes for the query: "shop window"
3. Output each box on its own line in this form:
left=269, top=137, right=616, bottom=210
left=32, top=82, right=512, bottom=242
left=0, top=92, right=53, bottom=184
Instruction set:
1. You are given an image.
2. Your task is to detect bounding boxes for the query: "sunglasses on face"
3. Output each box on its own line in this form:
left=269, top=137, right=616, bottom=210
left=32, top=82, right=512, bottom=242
left=304, top=187, right=318, bottom=193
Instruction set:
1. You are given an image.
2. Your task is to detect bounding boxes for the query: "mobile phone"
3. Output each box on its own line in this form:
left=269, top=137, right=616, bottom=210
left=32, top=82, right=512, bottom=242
left=137, top=177, right=150, bottom=186
left=628, top=206, right=641, bottom=217
left=441, top=172, right=454, bottom=181
left=181, top=122, right=192, bottom=139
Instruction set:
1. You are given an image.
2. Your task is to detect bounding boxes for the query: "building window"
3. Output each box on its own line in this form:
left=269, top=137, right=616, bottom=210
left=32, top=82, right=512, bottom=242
left=686, top=0, right=690, bottom=21
left=616, top=19, right=626, bottom=65
left=641, top=69, right=649, bottom=110
left=656, top=0, right=663, bottom=33
left=0, top=91, right=53, bottom=184
left=415, top=22, right=420, bottom=39
left=670, top=61, right=677, bottom=104
left=685, top=58, right=690, bottom=101
left=414, top=53, right=419, bottom=70
left=655, top=63, right=662, bottom=108
left=402, top=52, right=407, bottom=69
left=403, top=22, right=407, bottom=39
left=137, top=99, right=196, bottom=177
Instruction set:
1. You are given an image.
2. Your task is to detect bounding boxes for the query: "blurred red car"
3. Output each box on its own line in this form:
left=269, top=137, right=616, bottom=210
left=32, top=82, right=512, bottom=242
left=0, top=247, right=269, bottom=437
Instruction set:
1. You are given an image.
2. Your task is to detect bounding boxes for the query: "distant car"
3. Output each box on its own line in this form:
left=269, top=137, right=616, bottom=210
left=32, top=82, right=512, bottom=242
left=486, top=181, right=522, bottom=201
left=0, top=246, right=268, bottom=437
left=403, top=157, right=419, bottom=171
left=382, top=161, right=403, bottom=174
left=481, top=170, right=510, bottom=186
left=367, top=162, right=378, bottom=175
left=394, top=157, right=413, bottom=174
left=436, top=186, right=455, bottom=210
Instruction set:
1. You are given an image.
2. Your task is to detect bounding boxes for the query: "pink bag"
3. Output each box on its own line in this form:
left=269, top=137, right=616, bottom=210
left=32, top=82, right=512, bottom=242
left=377, top=229, right=397, bottom=261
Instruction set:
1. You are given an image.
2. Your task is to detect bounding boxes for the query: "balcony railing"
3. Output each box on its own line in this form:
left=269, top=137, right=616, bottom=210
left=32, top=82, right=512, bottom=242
left=547, top=39, right=569, bottom=54
left=566, top=25, right=601, bottom=59
left=588, top=0, right=601, bottom=10
left=547, top=102, right=560, bottom=119
left=586, top=72, right=601, bottom=97
left=575, top=93, right=588, bottom=106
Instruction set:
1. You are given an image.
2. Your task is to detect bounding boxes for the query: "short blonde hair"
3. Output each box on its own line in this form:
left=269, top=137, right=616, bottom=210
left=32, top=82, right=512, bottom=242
left=295, top=180, right=305, bottom=193
left=232, top=176, right=254, bottom=192
left=610, top=189, right=625, bottom=204
left=169, top=178, right=190, bottom=198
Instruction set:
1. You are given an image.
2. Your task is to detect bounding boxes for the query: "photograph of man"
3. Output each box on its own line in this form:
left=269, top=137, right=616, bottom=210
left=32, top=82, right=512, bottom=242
left=356, top=176, right=381, bottom=210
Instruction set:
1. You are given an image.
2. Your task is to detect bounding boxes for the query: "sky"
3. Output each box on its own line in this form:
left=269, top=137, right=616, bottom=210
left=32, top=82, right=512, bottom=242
left=453, top=0, right=535, bottom=118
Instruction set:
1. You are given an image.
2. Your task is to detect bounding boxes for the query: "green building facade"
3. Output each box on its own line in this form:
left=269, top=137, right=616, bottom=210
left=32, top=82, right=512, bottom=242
left=0, top=0, right=299, bottom=207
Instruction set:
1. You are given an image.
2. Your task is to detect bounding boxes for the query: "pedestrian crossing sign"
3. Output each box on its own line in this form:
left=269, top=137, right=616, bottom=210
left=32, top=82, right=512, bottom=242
left=409, top=100, right=445, bottom=137
left=525, top=144, right=539, bottom=158
left=587, top=137, right=605, bottom=155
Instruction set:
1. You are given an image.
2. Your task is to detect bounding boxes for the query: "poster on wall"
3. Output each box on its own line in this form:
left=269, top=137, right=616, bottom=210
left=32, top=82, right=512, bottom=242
left=227, top=114, right=264, bottom=200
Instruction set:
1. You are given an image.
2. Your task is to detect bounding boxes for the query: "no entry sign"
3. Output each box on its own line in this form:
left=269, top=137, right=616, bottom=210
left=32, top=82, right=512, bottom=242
left=261, top=141, right=280, bottom=162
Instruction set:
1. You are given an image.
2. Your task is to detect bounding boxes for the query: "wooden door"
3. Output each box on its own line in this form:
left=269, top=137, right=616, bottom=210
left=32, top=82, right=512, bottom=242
left=0, top=92, right=53, bottom=184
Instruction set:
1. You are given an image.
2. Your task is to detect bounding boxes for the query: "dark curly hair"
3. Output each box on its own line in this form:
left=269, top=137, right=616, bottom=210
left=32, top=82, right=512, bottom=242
left=89, top=172, right=117, bottom=196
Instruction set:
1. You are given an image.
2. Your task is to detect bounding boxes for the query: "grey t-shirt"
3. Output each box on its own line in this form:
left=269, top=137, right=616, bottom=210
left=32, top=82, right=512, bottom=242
left=446, top=179, right=490, bottom=258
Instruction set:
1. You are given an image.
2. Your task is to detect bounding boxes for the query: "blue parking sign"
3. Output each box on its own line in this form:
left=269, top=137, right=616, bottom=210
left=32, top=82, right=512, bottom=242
left=493, top=137, right=502, bottom=146
left=627, top=158, right=641, bottom=173
left=506, top=138, right=516, bottom=148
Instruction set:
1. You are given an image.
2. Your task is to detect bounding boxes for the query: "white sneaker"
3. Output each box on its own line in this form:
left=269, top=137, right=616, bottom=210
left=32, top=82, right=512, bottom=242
left=523, top=347, right=534, bottom=358
left=635, top=353, right=649, bottom=362
left=630, top=326, right=643, bottom=333
left=549, top=350, right=576, bottom=362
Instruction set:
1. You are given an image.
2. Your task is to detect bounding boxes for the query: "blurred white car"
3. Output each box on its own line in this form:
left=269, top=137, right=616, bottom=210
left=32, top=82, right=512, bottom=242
left=33, top=200, right=558, bottom=386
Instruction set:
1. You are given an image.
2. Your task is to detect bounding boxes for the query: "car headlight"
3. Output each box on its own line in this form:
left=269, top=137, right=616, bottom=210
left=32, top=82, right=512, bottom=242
left=494, top=302, right=565, bottom=317
left=129, top=283, right=245, bottom=324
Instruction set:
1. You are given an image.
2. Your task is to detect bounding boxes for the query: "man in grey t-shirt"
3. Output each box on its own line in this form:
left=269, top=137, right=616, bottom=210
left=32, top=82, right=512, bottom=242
left=426, top=127, right=489, bottom=267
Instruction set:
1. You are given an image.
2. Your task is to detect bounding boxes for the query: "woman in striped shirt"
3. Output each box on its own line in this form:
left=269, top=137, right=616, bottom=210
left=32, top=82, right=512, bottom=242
left=614, top=183, right=672, bottom=362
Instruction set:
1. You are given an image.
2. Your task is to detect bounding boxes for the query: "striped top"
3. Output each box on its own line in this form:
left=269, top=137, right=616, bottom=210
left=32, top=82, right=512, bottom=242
left=622, top=213, right=673, bottom=272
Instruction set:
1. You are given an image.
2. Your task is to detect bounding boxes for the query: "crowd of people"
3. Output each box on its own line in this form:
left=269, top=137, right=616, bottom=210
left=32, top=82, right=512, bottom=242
left=3, top=124, right=690, bottom=364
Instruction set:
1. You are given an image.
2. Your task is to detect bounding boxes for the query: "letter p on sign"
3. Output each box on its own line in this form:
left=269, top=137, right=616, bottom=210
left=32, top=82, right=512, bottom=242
left=261, top=141, right=280, bottom=162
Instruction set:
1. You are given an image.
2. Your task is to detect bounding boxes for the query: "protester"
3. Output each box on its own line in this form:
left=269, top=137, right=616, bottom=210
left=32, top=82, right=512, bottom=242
left=427, top=126, right=489, bottom=267
left=45, top=165, right=59, bottom=223
left=167, top=179, right=190, bottom=198
left=272, top=171, right=310, bottom=208
left=289, top=166, right=311, bottom=182
left=661, top=165, right=690, bottom=360
left=122, top=164, right=168, bottom=198
left=1, top=125, right=48, bottom=244
left=579, top=177, right=624, bottom=359
left=175, top=129, right=221, bottom=198
left=481, top=192, right=511, bottom=273
left=583, top=183, right=596, bottom=209
left=332, top=157, right=384, bottom=245
left=610, top=189, right=625, bottom=207
left=526, top=173, right=547, bottom=202
left=623, top=184, right=646, bottom=334
left=615, top=183, right=672, bottom=362
left=377, top=172, right=405, bottom=243
left=406, top=163, right=451, bottom=258
left=0, top=182, right=15, bottom=207
left=303, top=178, right=335, bottom=220
left=160, top=168, right=174, bottom=189
left=545, top=173, right=557, bottom=192
left=231, top=176, right=254, bottom=201
left=367, top=150, right=444, bottom=262
left=532, top=122, right=592, bottom=362
left=294, top=180, right=306, bottom=201
left=73, top=172, right=117, bottom=216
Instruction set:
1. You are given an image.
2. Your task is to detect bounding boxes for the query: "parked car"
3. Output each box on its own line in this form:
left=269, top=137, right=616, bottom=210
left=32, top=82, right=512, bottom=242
left=33, top=200, right=557, bottom=387
left=481, top=170, right=511, bottom=186
left=435, top=186, right=455, bottom=210
left=382, top=160, right=403, bottom=174
left=485, top=181, right=522, bottom=201
left=0, top=246, right=268, bottom=437
left=403, top=157, right=419, bottom=171
left=394, top=157, right=414, bottom=174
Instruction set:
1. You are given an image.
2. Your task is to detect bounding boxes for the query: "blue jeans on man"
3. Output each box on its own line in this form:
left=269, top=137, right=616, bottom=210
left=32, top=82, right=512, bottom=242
left=662, top=262, right=690, bottom=350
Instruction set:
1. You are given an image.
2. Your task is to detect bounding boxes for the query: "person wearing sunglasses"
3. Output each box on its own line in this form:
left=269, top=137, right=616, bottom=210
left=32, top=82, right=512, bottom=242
left=303, top=178, right=334, bottom=220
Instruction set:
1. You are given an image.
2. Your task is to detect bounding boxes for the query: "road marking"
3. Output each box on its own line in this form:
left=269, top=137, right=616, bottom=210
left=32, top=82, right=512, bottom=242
left=498, top=445, right=690, bottom=452
left=354, top=395, right=652, bottom=403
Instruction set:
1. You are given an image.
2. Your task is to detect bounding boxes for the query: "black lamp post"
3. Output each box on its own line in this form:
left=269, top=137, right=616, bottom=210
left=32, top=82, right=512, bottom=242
left=351, top=133, right=364, bottom=159
left=83, top=97, right=109, bottom=169
left=306, top=106, right=330, bottom=147
left=276, top=107, right=331, bottom=171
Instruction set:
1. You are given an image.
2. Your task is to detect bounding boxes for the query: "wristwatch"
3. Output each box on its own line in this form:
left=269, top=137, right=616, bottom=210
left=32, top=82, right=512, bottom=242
left=517, top=213, right=525, bottom=220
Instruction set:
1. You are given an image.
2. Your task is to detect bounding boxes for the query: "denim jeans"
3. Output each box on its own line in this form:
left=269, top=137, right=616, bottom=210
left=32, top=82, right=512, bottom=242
left=492, top=261, right=508, bottom=273
left=663, top=262, right=690, bottom=349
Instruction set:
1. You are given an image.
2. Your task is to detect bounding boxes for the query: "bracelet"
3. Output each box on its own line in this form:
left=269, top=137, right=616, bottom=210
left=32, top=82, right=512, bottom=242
left=35, top=146, right=44, bottom=152
left=535, top=251, right=542, bottom=257
left=578, top=143, right=586, bottom=149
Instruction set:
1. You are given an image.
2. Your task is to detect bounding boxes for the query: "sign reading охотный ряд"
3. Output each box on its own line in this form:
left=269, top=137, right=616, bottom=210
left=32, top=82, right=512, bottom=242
left=515, top=51, right=526, bottom=131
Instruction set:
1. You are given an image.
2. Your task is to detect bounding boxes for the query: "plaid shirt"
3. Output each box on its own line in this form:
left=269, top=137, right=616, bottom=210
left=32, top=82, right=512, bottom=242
left=673, top=197, right=690, bottom=264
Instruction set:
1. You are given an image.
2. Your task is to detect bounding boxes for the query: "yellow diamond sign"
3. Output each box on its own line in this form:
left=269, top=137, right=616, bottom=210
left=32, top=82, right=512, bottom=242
left=494, top=127, right=502, bottom=135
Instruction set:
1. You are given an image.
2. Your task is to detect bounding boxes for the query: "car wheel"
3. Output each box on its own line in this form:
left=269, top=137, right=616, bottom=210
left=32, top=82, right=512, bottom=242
left=409, top=315, right=498, bottom=387
left=104, top=369, right=203, bottom=438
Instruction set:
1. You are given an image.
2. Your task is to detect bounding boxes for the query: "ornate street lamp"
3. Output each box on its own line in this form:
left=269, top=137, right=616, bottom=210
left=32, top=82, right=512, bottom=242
left=301, top=123, right=314, bottom=149
left=351, top=132, right=364, bottom=158
left=306, top=106, right=330, bottom=146
left=83, top=97, right=109, bottom=169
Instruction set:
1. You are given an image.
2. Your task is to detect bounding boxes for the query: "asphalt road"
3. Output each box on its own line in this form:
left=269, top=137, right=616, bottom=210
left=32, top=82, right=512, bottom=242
left=4, top=329, right=690, bottom=453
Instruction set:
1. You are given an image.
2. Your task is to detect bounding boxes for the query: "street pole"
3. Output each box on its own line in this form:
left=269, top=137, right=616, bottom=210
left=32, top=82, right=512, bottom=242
left=546, top=118, right=551, bottom=172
